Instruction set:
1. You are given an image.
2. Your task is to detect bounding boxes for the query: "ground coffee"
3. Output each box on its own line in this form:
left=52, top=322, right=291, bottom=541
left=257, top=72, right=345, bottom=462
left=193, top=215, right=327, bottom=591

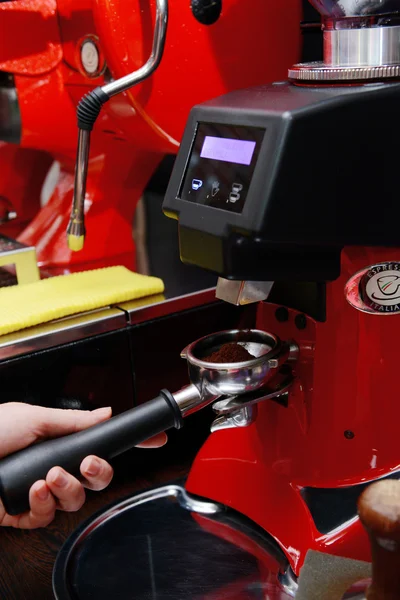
left=204, top=342, right=255, bottom=363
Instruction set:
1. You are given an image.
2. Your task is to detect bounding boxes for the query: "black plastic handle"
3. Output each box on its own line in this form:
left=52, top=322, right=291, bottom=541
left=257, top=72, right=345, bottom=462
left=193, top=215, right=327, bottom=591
left=0, top=390, right=183, bottom=516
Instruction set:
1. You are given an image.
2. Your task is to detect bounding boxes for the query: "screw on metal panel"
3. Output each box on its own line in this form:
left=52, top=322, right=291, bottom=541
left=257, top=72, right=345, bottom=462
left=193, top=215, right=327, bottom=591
left=344, top=430, right=355, bottom=439
left=275, top=307, right=289, bottom=322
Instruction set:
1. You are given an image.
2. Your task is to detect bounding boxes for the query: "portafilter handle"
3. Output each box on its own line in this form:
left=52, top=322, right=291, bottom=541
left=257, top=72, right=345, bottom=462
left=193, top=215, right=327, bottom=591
left=0, top=385, right=202, bottom=516
left=358, top=479, right=400, bottom=599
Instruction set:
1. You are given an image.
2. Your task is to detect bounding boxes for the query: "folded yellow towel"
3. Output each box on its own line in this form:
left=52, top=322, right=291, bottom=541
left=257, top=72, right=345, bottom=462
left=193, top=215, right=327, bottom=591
left=0, top=266, right=164, bottom=336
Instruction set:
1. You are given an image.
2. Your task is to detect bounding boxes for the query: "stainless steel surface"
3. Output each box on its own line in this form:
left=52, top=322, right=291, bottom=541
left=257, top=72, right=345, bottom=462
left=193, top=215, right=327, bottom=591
left=291, top=1, right=400, bottom=80
left=170, top=330, right=297, bottom=421
left=216, top=277, right=273, bottom=305
left=212, top=372, right=294, bottom=415
left=308, top=0, right=400, bottom=18
left=325, top=25, right=400, bottom=66
left=278, top=566, right=298, bottom=597
left=172, top=384, right=203, bottom=417
left=59, top=485, right=220, bottom=541
left=101, top=0, right=168, bottom=98
left=181, top=329, right=292, bottom=399
left=289, top=62, right=400, bottom=80
left=67, top=128, right=90, bottom=251
left=53, top=484, right=293, bottom=600
left=210, top=405, right=257, bottom=432
left=0, top=307, right=126, bottom=361
left=121, top=287, right=217, bottom=324
left=0, top=235, right=35, bottom=256
left=288, top=341, right=300, bottom=362
left=172, top=486, right=221, bottom=515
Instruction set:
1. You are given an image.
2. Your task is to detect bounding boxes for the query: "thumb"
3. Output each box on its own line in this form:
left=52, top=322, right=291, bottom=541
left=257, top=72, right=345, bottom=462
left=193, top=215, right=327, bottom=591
left=35, top=406, right=112, bottom=439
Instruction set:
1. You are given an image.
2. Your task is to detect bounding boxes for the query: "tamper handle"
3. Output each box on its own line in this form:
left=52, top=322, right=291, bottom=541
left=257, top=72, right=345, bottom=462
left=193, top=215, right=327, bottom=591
left=358, top=479, right=400, bottom=600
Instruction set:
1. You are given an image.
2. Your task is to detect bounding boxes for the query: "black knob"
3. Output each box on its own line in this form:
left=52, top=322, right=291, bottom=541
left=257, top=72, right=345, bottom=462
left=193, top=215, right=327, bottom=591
left=191, top=0, right=222, bottom=25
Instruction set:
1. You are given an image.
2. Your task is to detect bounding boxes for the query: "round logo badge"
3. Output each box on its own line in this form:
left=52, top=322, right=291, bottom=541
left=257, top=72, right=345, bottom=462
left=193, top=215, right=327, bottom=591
left=359, top=263, right=400, bottom=314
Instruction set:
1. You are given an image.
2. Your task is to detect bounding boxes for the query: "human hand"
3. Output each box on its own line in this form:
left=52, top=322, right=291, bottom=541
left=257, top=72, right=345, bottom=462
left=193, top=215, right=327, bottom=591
left=0, top=402, right=167, bottom=529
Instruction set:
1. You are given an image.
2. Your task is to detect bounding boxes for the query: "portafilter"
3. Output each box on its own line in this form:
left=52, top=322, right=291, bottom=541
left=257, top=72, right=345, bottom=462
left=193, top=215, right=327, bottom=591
left=0, top=329, right=297, bottom=516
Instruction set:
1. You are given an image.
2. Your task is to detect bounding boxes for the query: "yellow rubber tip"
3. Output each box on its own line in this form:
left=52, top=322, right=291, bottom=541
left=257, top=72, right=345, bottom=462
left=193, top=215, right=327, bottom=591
left=68, top=234, right=85, bottom=252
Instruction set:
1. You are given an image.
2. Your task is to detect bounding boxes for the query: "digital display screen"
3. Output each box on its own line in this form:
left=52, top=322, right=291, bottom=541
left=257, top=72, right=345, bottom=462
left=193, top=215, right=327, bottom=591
left=179, top=123, right=265, bottom=214
left=200, top=136, right=256, bottom=166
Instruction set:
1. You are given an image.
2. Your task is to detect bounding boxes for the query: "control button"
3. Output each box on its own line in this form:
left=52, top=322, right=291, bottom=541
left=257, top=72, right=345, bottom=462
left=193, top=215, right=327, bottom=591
left=211, top=181, right=220, bottom=197
left=228, top=183, right=243, bottom=203
left=192, top=179, right=203, bottom=191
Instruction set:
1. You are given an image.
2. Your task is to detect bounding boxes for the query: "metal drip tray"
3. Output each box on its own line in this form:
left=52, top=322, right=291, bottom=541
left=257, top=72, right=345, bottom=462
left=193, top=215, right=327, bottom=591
left=53, top=485, right=294, bottom=600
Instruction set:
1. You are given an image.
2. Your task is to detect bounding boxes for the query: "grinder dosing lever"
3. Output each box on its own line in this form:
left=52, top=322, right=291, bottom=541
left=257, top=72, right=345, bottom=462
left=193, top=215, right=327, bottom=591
left=0, top=330, right=297, bottom=516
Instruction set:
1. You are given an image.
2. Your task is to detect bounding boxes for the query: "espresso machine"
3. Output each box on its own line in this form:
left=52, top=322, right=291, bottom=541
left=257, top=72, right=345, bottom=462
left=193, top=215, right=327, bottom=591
left=2, top=0, right=400, bottom=598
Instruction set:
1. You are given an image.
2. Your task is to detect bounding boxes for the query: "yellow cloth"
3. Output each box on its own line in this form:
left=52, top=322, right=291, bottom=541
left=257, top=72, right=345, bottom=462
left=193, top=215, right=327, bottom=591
left=0, top=266, right=164, bottom=336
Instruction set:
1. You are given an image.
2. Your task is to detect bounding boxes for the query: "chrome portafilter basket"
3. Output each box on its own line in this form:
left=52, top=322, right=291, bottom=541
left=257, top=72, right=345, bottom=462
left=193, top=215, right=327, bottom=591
left=176, top=329, right=298, bottom=432
left=0, top=329, right=298, bottom=517
left=181, top=329, right=294, bottom=399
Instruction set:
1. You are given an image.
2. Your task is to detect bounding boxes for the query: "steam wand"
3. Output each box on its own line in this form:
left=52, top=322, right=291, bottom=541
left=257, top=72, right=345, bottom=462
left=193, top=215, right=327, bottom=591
left=66, top=0, right=168, bottom=251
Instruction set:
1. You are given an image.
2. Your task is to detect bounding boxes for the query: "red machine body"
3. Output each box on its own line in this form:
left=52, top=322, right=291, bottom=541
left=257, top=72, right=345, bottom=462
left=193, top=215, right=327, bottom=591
left=186, top=246, right=400, bottom=575
left=0, top=0, right=301, bottom=273
left=0, top=144, right=52, bottom=239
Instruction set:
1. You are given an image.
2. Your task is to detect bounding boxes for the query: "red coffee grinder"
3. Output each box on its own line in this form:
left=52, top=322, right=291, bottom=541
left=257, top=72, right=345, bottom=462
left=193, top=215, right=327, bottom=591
left=161, top=0, right=400, bottom=592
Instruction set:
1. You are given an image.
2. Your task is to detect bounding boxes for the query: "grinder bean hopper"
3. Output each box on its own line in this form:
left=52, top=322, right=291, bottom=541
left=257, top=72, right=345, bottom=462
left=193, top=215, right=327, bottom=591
left=15, top=0, right=400, bottom=596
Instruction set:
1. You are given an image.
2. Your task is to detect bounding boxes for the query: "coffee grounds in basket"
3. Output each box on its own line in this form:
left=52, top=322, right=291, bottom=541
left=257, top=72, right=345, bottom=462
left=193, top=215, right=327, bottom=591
left=204, top=343, right=255, bottom=363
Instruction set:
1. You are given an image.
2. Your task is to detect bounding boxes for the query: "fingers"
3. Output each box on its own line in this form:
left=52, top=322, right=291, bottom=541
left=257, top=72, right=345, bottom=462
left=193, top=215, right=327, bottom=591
left=46, top=467, right=85, bottom=512
left=33, top=406, right=112, bottom=440
left=0, top=458, right=113, bottom=530
left=80, top=456, right=114, bottom=491
left=0, top=434, right=164, bottom=529
left=22, top=481, right=57, bottom=528
left=136, top=432, right=168, bottom=448
left=0, top=481, right=57, bottom=529
left=0, top=456, right=114, bottom=529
